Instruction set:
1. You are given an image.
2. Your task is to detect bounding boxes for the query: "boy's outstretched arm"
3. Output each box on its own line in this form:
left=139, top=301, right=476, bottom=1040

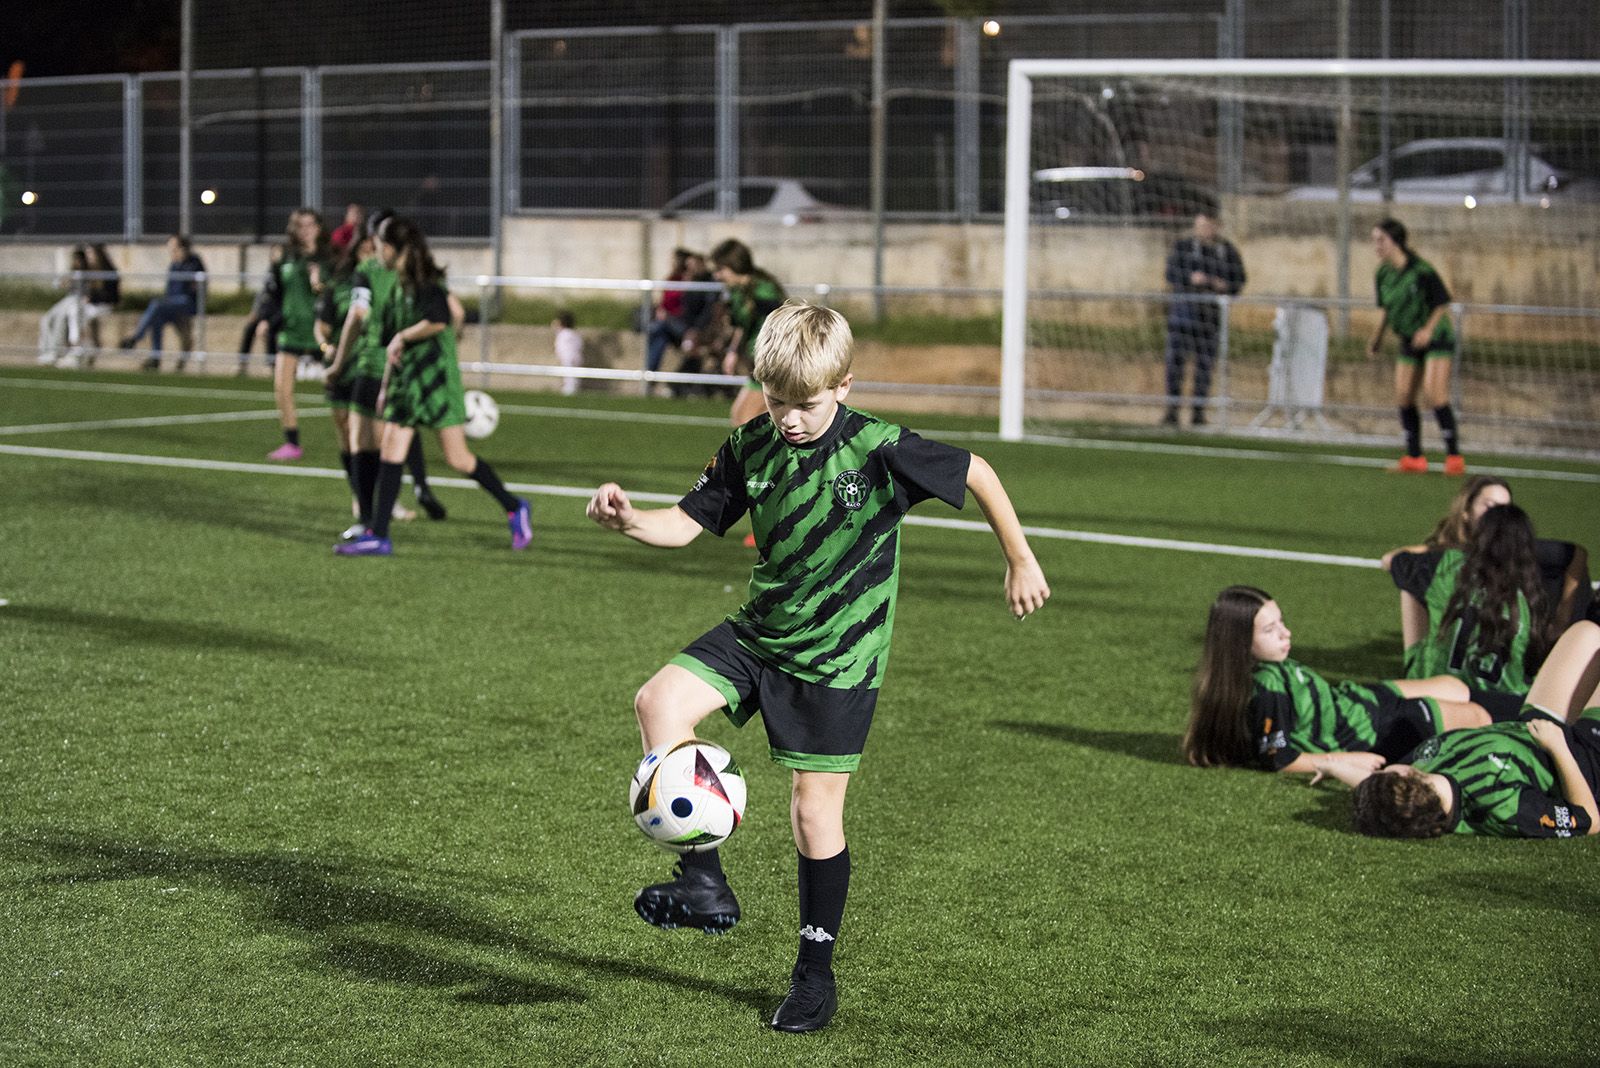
left=966, top=454, right=1050, bottom=619
left=587, top=482, right=704, bottom=548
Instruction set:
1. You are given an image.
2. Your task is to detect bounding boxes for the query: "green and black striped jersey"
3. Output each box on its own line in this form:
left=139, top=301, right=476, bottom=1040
left=271, top=251, right=331, bottom=352
left=1375, top=254, right=1454, bottom=354
left=678, top=405, right=970, bottom=688
left=1251, top=658, right=1409, bottom=771
left=1410, top=713, right=1594, bottom=837
left=1391, top=548, right=1535, bottom=694
left=350, top=257, right=401, bottom=377
left=727, top=271, right=785, bottom=360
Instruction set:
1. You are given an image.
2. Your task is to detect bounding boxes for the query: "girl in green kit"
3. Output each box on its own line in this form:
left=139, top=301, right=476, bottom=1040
left=267, top=209, right=332, bottom=461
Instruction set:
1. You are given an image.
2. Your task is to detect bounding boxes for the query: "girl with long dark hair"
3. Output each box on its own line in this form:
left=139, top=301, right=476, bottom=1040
left=1389, top=504, right=1553, bottom=697
left=335, top=216, right=529, bottom=556
left=1184, top=585, right=1491, bottom=773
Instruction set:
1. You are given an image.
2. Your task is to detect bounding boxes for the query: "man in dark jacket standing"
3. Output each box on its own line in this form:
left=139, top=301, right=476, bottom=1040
left=1163, top=210, right=1245, bottom=427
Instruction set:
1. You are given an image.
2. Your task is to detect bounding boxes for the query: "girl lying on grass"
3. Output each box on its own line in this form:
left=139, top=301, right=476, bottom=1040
left=1318, top=620, right=1600, bottom=839
left=1183, top=585, right=1494, bottom=775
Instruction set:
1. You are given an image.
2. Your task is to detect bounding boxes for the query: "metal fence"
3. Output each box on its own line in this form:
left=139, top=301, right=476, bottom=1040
left=6, top=263, right=1596, bottom=457
left=1, top=13, right=1232, bottom=240
left=1021, top=290, right=1600, bottom=457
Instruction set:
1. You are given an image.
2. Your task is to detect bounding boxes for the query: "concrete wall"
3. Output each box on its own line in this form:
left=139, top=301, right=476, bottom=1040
left=4, top=197, right=1596, bottom=309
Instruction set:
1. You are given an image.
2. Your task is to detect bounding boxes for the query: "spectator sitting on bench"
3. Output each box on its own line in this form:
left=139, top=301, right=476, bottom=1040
left=121, top=235, right=205, bottom=371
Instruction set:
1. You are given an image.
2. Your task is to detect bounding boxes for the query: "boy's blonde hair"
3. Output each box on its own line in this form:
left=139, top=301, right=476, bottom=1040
left=752, top=302, right=853, bottom=399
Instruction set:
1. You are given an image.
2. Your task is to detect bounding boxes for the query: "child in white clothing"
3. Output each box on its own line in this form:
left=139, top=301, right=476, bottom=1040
left=554, top=310, right=583, bottom=396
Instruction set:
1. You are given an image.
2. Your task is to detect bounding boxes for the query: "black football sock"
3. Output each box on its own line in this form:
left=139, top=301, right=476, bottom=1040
left=405, top=433, right=430, bottom=490
left=371, top=461, right=404, bottom=539
left=339, top=449, right=355, bottom=497
left=469, top=458, right=519, bottom=511
left=795, top=847, right=849, bottom=978
left=353, top=450, right=381, bottom=526
left=681, top=848, right=723, bottom=878
left=1433, top=405, right=1460, bottom=455
left=1399, top=406, right=1422, bottom=456
left=285, top=427, right=300, bottom=448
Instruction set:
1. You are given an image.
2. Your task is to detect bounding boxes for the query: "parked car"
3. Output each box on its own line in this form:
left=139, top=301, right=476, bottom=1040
left=659, top=177, right=853, bottom=225
left=1032, top=166, right=1216, bottom=221
left=1285, top=137, right=1595, bottom=205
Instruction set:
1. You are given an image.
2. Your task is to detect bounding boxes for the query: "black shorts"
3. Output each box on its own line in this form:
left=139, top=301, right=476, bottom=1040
left=327, top=371, right=382, bottom=416
left=670, top=621, right=878, bottom=773
left=1370, top=689, right=1443, bottom=763
left=1562, top=708, right=1600, bottom=794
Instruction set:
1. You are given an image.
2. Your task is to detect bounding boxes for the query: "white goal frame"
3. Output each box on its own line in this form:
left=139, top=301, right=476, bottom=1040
left=1000, top=58, right=1600, bottom=441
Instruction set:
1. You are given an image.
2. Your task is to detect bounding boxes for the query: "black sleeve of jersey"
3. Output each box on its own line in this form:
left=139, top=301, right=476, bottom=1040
left=417, top=284, right=450, bottom=325
left=1249, top=689, right=1301, bottom=771
left=315, top=288, right=336, bottom=327
left=1511, top=788, right=1593, bottom=838
left=1390, top=550, right=1442, bottom=597
left=262, top=265, right=283, bottom=303
left=677, top=438, right=749, bottom=537
left=885, top=430, right=970, bottom=510
left=1419, top=267, right=1451, bottom=309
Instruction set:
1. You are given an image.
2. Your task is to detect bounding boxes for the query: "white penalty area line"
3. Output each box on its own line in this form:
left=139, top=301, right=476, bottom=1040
left=932, top=429, right=1600, bottom=485
left=0, top=443, right=1381, bottom=570
left=0, top=408, right=313, bottom=436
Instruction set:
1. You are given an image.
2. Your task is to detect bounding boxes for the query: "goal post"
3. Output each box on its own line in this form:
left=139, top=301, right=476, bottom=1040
left=1001, top=59, right=1600, bottom=455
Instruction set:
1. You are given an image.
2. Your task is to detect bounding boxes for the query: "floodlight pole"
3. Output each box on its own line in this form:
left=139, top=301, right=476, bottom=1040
left=179, top=0, right=193, bottom=236
left=489, top=0, right=505, bottom=320
left=870, top=0, right=887, bottom=322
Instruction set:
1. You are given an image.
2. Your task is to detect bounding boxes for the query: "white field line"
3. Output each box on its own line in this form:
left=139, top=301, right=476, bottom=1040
left=3, top=374, right=1595, bottom=484
left=0, top=442, right=1381, bottom=570
left=0, top=409, right=303, bottom=435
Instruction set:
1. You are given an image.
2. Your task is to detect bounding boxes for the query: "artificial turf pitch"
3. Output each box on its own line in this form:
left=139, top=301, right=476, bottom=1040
left=2, top=367, right=1597, bottom=1066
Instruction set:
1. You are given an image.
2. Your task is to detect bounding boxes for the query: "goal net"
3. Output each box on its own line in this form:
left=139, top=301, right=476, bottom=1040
left=1001, top=60, right=1600, bottom=457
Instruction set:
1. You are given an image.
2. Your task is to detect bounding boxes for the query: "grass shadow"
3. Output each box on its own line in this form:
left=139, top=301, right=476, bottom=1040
left=1191, top=1007, right=1572, bottom=1067
left=1404, top=869, right=1600, bottom=921
left=1286, top=784, right=1355, bottom=833
left=1289, top=636, right=1405, bottom=681
left=4, top=604, right=324, bottom=659
left=991, top=719, right=1183, bottom=765
left=16, top=831, right=769, bottom=1013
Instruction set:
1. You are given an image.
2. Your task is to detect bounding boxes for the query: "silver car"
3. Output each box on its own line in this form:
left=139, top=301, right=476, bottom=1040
left=1286, top=137, right=1591, bottom=206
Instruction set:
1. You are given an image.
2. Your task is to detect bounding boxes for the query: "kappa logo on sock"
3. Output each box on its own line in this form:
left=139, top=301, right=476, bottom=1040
left=799, top=925, right=835, bottom=943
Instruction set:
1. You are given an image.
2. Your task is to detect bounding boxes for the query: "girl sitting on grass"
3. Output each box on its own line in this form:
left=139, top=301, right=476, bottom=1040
left=1388, top=504, right=1553, bottom=700
left=1183, top=585, right=1494, bottom=775
left=1382, top=476, right=1591, bottom=632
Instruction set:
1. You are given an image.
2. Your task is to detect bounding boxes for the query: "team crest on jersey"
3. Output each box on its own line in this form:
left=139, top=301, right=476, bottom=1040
left=833, top=470, right=871, bottom=511
left=1410, top=737, right=1442, bottom=762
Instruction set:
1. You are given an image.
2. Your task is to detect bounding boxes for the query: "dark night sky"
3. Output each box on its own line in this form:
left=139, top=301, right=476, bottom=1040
left=11, top=2, right=1222, bottom=77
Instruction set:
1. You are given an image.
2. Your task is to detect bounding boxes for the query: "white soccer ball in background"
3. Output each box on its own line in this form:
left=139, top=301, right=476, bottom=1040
left=463, top=389, right=499, bottom=439
left=629, top=739, right=748, bottom=853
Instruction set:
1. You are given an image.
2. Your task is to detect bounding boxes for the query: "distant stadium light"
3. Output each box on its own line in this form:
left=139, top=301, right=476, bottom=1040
left=982, top=20, right=1001, bottom=37
left=200, top=188, right=217, bottom=205
left=20, top=190, right=36, bottom=205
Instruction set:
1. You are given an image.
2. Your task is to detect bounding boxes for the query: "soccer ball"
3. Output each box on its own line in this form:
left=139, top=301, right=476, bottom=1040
left=628, top=739, right=747, bottom=853
left=463, top=389, right=499, bottom=439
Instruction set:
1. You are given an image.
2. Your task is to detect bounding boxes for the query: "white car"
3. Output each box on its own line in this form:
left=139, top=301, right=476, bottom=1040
left=659, top=178, right=851, bottom=225
left=1286, top=138, right=1586, bottom=206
